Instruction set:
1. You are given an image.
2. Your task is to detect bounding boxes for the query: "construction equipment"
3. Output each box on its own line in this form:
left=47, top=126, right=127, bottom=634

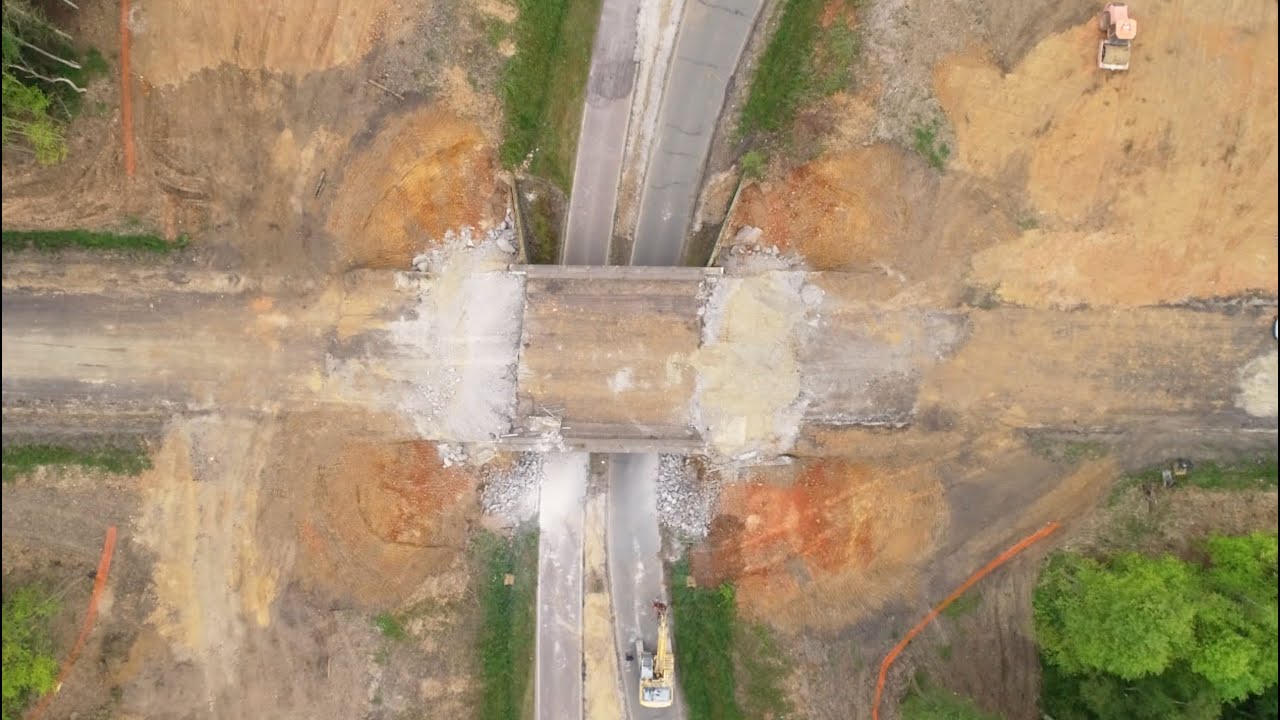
left=637, top=601, right=675, bottom=708
left=1098, top=3, right=1138, bottom=71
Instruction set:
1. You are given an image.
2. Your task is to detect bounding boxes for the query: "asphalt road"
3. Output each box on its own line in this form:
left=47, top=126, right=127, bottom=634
left=535, top=453, right=589, bottom=720
left=607, top=453, right=685, bottom=720
left=562, top=0, right=641, bottom=266
left=630, top=0, right=764, bottom=266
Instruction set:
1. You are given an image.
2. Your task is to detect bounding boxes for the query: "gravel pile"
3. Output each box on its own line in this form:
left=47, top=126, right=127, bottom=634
left=656, top=454, right=718, bottom=541
left=480, top=453, right=542, bottom=523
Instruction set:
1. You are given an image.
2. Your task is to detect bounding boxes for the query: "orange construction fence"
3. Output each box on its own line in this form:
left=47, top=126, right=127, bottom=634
left=871, top=521, right=1062, bottom=720
left=119, top=0, right=135, bottom=177
left=27, top=526, right=119, bottom=720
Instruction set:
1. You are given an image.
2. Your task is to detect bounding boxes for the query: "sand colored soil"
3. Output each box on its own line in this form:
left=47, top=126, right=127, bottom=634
left=937, top=8, right=1278, bottom=307
left=294, top=435, right=478, bottom=605
left=129, top=0, right=420, bottom=86
left=732, top=0, right=1277, bottom=309
left=697, top=460, right=946, bottom=629
left=727, top=146, right=1018, bottom=304
left=326, top=107, right=503, bottom=269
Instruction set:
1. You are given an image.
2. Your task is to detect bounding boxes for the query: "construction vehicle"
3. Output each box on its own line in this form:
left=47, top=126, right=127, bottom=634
left=1098, top=3, right=1138, bottom=71
left=637, top=601, right=675, bottom=708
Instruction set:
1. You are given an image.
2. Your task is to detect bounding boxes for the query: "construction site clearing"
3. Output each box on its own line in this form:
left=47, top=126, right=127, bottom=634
left=2, top=0, right=1278, bottom=718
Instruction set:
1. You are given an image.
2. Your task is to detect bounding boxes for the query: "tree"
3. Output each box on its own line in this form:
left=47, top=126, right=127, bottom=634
left=1192, top=534, right=1280, bottom=702
left=1, top=0, right=83, bottom=164
left=1035, top=535, right=1280, bottom=720
left=1035, top=552, right=1198, bottom=679
left=2, top=586, right=60, bottom=720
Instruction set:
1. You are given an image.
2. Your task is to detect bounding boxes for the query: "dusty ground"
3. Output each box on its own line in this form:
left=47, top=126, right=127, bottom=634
left=726, top=0, right=1278, bottom=309
left=1, top=410, right=489, bottom=719
left=706, top=2, right=1280, bottom=714
left=0, top=0, right=521, bottom=718
left=3, top=1, right=1277, bottom=719
left=1, top=0, right=513, bottom=276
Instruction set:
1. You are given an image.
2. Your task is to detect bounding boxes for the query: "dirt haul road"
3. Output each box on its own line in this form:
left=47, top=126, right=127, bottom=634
left=5, top=261, right=1275, bottom=452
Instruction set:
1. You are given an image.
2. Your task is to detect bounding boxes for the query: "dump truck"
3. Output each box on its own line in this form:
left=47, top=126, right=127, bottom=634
left=1098, top=3, right=1138, bottom=71
left=637, top=601, right=675, bottom=708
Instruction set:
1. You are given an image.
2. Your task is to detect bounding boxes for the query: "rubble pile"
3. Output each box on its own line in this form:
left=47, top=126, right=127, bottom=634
left=480, top=452, right=542, bottom=523
left=655, top=454, right=718, bottom=540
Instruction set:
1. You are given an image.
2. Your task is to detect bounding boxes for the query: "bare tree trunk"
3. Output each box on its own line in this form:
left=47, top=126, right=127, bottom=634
left=17, top=39, right=82, bottom=70
left=4, top=4, right=75, bottom=40
left=5, top=63, right=87, bottom=93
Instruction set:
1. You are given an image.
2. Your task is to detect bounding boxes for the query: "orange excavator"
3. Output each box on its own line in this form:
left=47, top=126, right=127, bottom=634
left=1098, top=3, right=1138, bottom=71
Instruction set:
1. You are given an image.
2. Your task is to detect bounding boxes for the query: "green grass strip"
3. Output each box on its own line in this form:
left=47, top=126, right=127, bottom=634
left=2, top=444, right=152, bottom=482
left=740, top=0, right=825, bottom=137
left=2, top=229, right=186, bottom=253
left=1122, top=457, right=1279, bottom=494
left=901, top=673, right=1001, bottom=720
left=672, top=559, right=745, bottom=720
left=475, top=527, right=539, bottom=720
left=501, top=0, right=602, bottom=192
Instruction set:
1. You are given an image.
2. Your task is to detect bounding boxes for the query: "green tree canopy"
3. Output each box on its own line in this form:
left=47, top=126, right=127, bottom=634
left=1035, top=534, right=1279, bottom=720
left=1, top=0, right=79, bottom=164
left=1035, top=552, right=1198, bottom=679
left=2, top=586, right=60, bottom=720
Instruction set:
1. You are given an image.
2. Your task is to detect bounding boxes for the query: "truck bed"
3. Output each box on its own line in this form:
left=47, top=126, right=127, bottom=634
left=1099, top=40, right=1131, bottom=70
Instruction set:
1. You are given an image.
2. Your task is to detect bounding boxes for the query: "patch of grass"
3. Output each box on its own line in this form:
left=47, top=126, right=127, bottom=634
left=501, top=0, right=603, bottom=193
left=672, top=559, right=743, bottom=720
left=474, top=527, right=539, bottom=720
left=373, top=647, right=391, bottom=666
left=1029, top=436, right=1109, bottom=464
left=937, top=643, right=953, bottom=661
left=912, top=119, right=951, bottom=171
left=1017, top=216, right=1039, bottom=230
left=901, top=673, right=1000, bottom=720
left=483, top=16, right=509, bottom=48
left=526, top=191, right=561, bottom=264
left=2, top=443, right=152, bottom=483
left=740, top=0, right=860, bottom=146
left=739, top=149, right=767, bottom=180
left=2, top=585, right=61, bottom=720
left=808, top=17, right=861, bottom=98
left=961, top=284, right=1001, bottom=310
left=941, top=591, right=981, bottom=619
left=740, top=0, right=825, bottom=137
left=2, top=229, right=187, bottom=254
left=670, top=560, right=795, bottom=720
left=737, top=621, right=794, bottom=719
left=1111, top=457, right=1279, bottom=502
left=374, top=612, right=407, bottom=641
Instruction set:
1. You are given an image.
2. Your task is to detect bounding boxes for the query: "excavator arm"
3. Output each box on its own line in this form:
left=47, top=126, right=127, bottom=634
left=639, top=601, right=675, bottom=708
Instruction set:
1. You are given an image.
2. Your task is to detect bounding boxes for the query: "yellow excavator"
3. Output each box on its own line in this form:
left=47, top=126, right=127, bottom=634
left=638, top=601, right=675, bottom=708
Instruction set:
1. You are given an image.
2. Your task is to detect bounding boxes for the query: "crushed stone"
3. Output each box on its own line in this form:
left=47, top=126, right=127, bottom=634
left=655, top=454, right=719, bottom=541
left=480, top=453, right=543, bottom=524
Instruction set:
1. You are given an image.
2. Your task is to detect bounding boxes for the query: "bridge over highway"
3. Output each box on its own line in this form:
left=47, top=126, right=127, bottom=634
left=4, top=259, right=1275, bottom=456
